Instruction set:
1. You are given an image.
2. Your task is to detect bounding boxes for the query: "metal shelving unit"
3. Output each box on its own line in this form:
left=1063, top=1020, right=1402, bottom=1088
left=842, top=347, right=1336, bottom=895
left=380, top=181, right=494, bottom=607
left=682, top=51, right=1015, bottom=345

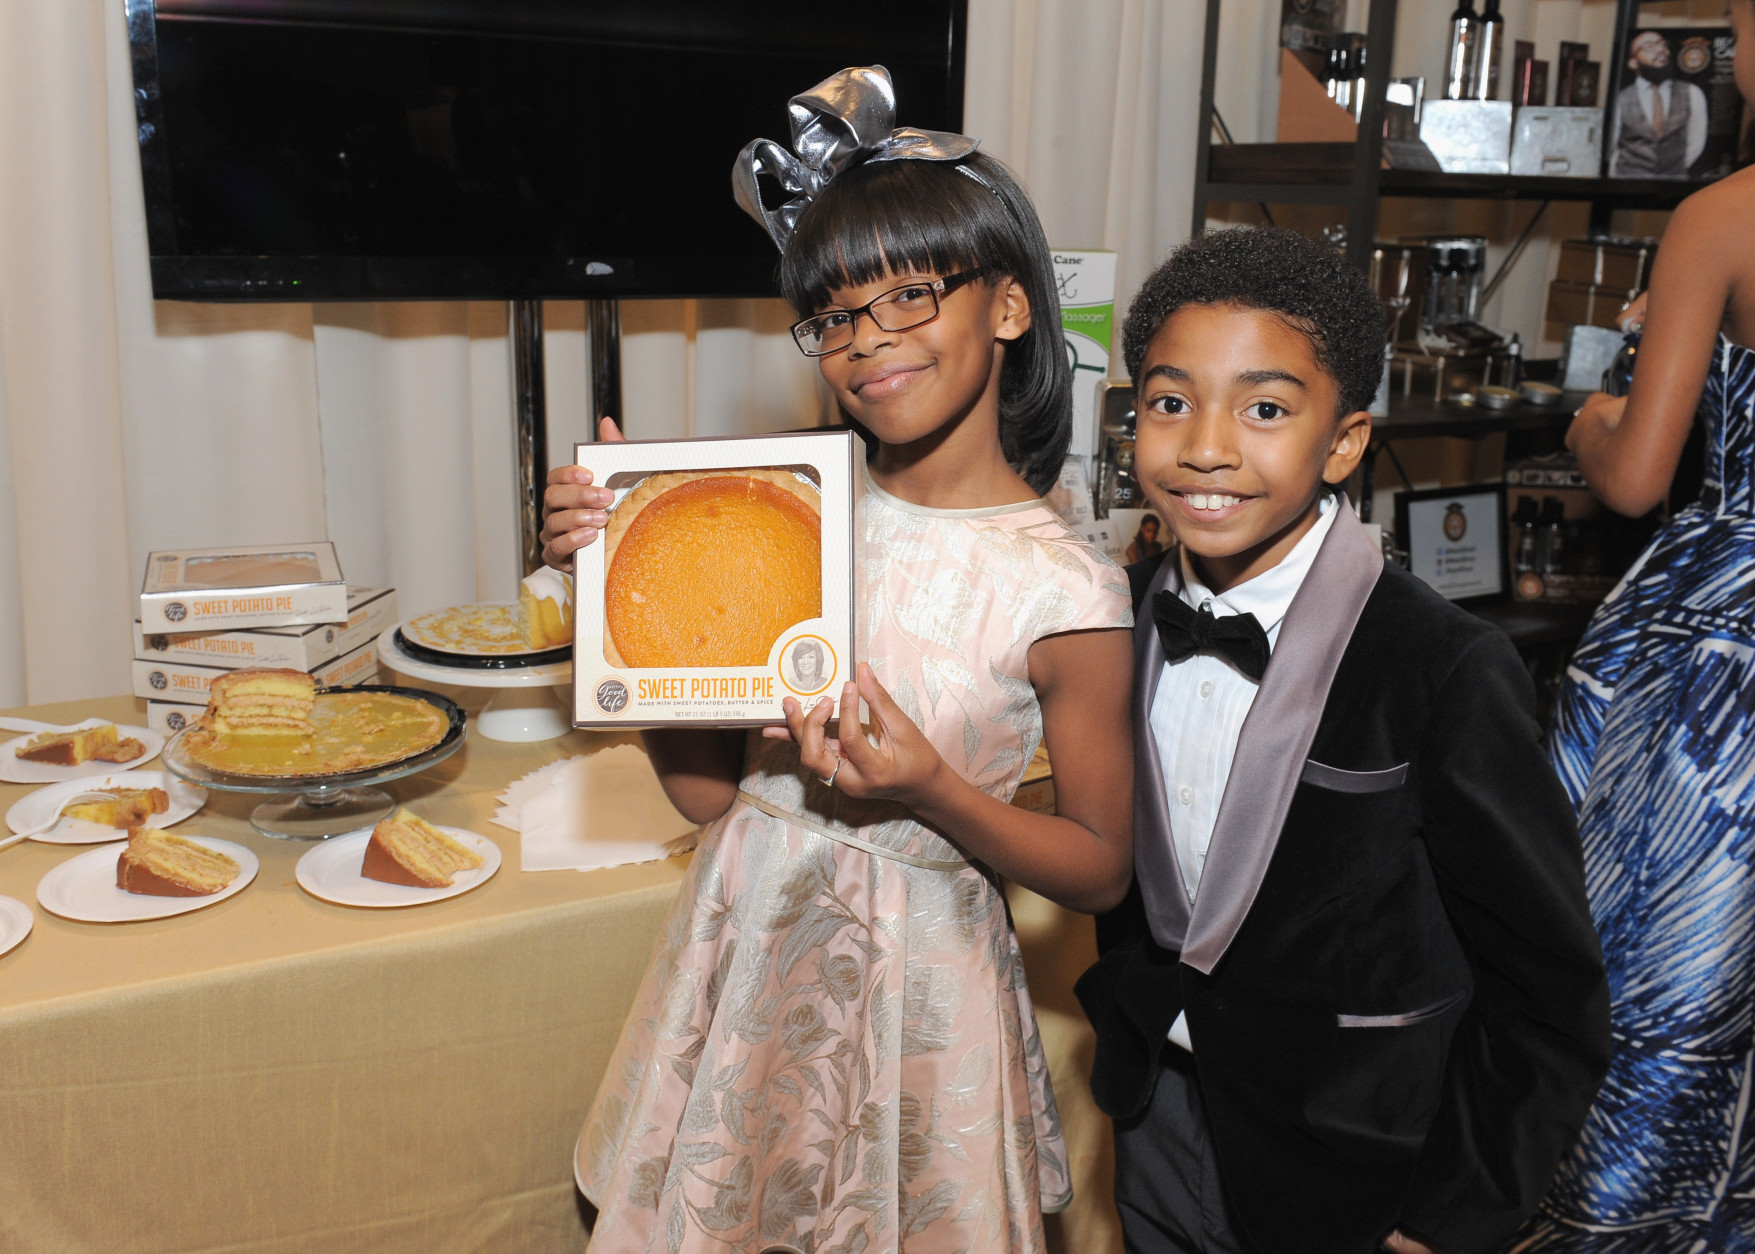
left=1183, top=0, right=1702, bottom=657
left=1189, top=0, right=1710, bottom=247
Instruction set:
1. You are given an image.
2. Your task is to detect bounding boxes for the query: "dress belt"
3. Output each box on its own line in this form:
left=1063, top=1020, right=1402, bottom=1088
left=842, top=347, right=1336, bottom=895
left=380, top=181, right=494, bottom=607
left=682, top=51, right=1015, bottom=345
left=734, top=789, right=969, bottom=873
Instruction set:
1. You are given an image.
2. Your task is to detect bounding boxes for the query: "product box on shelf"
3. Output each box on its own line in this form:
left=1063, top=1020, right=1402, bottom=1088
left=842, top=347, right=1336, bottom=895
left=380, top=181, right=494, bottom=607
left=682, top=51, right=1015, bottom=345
left=133, top=587, right=396, bottom=673
left=1555, top=237, right=1657, bottom=292
left=1508, top=107, right=1602, bottom=177
left=1546, top=279, right=1643, bottom=331
left=132, top=639, right=380, bottom=703
left=1053, top=249, right=1118, bottom=459
left=572, top=430, right=862, bottom=729
left=139, top=541, right=347, bottom=632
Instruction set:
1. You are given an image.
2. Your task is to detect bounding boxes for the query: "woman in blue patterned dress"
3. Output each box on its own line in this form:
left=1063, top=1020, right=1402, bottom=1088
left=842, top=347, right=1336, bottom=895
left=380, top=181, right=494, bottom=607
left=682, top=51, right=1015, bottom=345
left=1520, top=6, right=1755, bottom=1247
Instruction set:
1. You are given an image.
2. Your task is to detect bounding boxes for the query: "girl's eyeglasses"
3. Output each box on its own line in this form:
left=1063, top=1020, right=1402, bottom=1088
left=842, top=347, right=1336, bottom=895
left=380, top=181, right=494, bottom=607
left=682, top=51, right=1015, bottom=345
left=791, top=270, right=986, bottom=358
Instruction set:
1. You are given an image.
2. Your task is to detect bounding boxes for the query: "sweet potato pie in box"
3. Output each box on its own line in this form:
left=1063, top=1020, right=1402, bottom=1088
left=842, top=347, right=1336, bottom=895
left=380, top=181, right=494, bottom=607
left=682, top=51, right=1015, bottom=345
left=573, top=430, right=864, bottom=729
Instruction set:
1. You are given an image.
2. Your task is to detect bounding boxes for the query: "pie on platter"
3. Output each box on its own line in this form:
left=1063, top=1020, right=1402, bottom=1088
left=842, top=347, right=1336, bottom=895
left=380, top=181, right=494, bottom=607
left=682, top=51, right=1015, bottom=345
left=180, top=690, right=449, bottom=779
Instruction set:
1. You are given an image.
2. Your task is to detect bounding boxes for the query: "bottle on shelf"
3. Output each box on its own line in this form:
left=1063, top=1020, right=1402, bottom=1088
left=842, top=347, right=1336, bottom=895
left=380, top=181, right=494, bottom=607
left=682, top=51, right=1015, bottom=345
left=1326, top=39, right=1352, bottom=112
left=1502, top=332, right=1523, bottom=388
left=1540, top=496, right=1568, bottom=580
left=1513, top=495, right=1544, bottom=601
left=1473, top=0, right=1504, bottom=100
left=1349, top=35, right=1370, bottom=121
left=1445, top=0, right=1480, bottom=100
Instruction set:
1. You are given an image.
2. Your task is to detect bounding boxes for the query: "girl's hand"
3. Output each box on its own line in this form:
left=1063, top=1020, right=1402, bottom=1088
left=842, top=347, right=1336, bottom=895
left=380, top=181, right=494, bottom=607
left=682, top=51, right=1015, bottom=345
left=540, top=416, right=625, bottom=570
left=1565, top=392, right=1628, bottom=451
left=765, top=663, right=948, bottom=807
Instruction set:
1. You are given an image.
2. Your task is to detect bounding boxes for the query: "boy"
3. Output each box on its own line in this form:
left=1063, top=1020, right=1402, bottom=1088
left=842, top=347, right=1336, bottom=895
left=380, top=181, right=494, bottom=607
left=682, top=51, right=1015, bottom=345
left=1075, top=228, right=1609, bottom=1254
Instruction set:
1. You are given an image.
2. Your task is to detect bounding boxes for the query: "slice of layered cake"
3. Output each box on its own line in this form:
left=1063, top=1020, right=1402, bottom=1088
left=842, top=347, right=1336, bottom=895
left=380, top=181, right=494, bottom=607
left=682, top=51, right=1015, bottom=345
left=206, top=668, right=316, bottom=736
left=65, top=787, right=170, bottom=828
left=117, top=828, right=239, bottom=896
left=517, top=566, right=574, bottom=650
left=17, top=723, right=120, bottom=765
left=360, top=808, right=483, bottom=888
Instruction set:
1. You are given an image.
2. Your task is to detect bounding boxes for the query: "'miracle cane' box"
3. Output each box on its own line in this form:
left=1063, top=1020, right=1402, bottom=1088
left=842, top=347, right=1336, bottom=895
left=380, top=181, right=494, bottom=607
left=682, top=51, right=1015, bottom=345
left=573, top=430, right=863, bottom=729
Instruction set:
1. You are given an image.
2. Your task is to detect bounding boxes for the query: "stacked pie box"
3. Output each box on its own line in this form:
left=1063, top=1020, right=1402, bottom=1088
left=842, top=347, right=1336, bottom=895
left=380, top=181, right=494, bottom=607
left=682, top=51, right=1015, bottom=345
left=132, top=543, right=396, bottom=735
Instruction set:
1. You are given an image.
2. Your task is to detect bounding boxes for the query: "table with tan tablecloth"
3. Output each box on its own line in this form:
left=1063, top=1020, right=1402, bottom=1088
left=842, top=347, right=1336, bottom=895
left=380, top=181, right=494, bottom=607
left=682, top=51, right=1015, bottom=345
left=0, top=692, right=1120, bottom=1254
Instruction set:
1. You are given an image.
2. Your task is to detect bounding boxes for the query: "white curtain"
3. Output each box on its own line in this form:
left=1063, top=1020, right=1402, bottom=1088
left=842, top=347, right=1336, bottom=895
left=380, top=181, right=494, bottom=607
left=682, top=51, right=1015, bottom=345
left=0, top=0, right=1201, bottom=706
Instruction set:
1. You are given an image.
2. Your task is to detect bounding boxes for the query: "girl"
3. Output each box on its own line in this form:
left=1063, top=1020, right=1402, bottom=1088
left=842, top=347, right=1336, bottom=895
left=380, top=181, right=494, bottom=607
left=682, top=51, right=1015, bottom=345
left=541, top=68, right=1134, bottom=1254
left=1519, top=3, right=1755, bottom=1248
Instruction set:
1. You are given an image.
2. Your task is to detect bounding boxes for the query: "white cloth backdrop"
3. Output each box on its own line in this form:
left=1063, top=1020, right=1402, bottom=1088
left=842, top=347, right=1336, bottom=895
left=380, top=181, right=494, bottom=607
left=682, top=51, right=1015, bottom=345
left=0, top=0, right=1201, bottom=705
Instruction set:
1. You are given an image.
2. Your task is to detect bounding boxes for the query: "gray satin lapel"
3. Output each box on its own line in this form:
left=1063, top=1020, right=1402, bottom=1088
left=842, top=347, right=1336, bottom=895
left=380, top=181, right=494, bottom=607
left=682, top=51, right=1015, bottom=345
left=1134, top=552, right=1192, bottom=948
left=1180, top=497, right=1385, bottom=974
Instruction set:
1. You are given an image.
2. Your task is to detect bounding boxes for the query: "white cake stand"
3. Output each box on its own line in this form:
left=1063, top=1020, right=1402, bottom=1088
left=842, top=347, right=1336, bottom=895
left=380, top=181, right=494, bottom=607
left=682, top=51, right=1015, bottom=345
left=376, top=626, right=572, bottom=743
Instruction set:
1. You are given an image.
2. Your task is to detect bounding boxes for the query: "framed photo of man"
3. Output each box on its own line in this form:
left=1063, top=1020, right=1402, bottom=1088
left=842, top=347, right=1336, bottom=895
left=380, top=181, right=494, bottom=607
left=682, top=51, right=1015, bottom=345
left=1609, top=26, right=1744, bottom=181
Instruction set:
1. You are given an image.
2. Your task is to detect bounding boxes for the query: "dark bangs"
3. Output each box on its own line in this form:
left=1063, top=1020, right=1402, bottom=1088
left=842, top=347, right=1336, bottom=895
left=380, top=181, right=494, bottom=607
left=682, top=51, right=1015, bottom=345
left=777, top=153, right=1073, bottom=495
left=780, top=158, right=1018, bottom=313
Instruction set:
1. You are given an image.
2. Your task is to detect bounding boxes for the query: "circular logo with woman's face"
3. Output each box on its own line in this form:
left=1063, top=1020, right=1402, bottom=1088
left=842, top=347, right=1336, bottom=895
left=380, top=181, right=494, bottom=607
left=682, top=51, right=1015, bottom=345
left=1443, top=503, right=1468, bottom=542
left=782, top=635, right=836, bottom=697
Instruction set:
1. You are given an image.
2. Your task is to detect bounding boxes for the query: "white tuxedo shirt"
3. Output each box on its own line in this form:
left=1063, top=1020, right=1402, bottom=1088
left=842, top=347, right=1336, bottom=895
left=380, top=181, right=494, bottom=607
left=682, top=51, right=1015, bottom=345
left=1148, top=492, right=1340, bottom=1049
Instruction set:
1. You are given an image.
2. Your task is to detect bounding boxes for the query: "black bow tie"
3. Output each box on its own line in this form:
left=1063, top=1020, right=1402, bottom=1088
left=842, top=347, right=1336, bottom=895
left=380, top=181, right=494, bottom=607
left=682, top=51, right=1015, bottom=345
left=1152, top=591, right=1270, bottom=681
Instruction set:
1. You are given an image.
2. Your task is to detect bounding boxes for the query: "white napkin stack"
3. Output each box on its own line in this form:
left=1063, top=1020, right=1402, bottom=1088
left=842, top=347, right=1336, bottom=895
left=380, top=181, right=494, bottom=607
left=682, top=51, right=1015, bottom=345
left=494, top=746, right=698, bottom=872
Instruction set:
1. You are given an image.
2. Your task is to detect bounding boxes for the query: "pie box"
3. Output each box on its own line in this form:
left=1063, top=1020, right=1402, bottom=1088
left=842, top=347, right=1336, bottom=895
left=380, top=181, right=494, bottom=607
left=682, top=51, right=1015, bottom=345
left=131, top=638, right=379, bottom=703
left=132, top=587, right=397, bottom=673
left=139, top=541, right=348, bottom=633
left=572, top=430, right=863, bottom=729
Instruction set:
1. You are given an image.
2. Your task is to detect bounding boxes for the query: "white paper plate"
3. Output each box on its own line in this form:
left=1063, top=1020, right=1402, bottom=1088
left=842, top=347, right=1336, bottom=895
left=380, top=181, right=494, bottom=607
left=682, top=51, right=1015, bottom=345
left=35, top=837, right=257, bottom=923
left=5, top=771, right=207, bottom=845
left=0, top=895, right=33, bottom=957
left=0, top=720, right=164, bottom=784
left=296, top=825, right=500, bottom=908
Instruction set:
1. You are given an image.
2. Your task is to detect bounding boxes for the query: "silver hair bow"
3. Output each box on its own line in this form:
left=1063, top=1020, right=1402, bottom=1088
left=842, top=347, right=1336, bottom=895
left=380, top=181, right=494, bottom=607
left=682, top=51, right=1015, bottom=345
left=732, top=65, right=979, bottom=251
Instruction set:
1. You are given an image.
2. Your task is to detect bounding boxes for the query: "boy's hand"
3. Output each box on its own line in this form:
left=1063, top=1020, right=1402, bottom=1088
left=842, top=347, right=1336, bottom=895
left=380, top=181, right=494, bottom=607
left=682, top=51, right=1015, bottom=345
left=764, top=663, right=947, bottom=807
left=540, top=416, right=624, bottom=571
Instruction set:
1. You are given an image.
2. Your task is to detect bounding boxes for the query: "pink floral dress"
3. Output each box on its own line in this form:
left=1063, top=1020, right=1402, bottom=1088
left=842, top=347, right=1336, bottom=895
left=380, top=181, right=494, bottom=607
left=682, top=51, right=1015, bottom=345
left=576, top=477, right=1132, bottom=1254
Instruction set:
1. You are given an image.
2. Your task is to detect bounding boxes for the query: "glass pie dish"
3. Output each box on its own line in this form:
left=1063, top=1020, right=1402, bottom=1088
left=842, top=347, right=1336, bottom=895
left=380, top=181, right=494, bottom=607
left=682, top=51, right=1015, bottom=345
left=161, top=684, right=466, bottom=839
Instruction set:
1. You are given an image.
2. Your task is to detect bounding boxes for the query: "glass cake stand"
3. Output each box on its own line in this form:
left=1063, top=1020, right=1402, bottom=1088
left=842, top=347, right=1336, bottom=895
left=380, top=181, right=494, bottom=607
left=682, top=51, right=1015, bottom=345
left=161, top=685, right=467, bottom=840
left=375, top=624, right=572, bottom=743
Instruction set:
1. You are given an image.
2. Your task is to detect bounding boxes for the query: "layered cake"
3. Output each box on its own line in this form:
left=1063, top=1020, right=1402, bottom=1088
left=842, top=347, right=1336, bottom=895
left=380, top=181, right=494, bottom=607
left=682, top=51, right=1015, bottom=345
left=360, top=808, right=483, bottom=888
left=16, top=723, right=142, bottom=765
left=604, top=471, right=821, bottom=667
left=65, top=787, right=170, bottom=828
left=518, top=566, right=574, bottom=650
left=205, top=668, right=317, bottom=736
left=116, top=828, right=239, bottom=897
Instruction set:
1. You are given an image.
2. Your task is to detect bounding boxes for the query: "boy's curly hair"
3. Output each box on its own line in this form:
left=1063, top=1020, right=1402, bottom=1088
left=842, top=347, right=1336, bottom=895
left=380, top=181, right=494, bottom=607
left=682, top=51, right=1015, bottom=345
left=1121, top=227, right=1386, bottom=416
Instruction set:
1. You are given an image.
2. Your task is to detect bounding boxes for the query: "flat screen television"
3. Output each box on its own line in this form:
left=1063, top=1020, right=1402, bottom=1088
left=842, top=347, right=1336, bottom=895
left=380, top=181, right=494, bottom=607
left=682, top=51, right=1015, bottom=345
left=126, top=0, right=966, bottom=301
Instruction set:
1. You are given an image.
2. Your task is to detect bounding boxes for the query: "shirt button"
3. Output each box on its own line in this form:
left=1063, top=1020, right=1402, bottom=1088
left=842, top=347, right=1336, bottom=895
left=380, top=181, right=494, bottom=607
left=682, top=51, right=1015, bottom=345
left=1178, top=785, right=1194, bottom=806
left=1199, top=680, right=1215, bottom=699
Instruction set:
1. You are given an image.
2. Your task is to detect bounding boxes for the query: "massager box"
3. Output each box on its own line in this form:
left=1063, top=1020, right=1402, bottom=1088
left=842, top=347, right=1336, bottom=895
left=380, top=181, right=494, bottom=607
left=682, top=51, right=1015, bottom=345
left=132, top=587, right=396, bottom=673
left=139, top=541, right=348, bottom=632
left=572, top=430, right=863, bottom=729
left=1053, top=248, right=1118, bottom=459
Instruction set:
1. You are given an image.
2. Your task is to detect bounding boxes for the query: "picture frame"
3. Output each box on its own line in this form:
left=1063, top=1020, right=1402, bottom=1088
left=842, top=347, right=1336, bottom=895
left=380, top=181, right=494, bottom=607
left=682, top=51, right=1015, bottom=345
left=1394, top=483, right=1509, bottom=603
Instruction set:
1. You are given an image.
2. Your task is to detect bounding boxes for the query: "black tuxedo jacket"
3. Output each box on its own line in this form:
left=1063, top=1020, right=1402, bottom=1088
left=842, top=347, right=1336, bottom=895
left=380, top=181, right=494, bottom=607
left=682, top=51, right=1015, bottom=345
left=1076, top=501, right=1609, bottom=1254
